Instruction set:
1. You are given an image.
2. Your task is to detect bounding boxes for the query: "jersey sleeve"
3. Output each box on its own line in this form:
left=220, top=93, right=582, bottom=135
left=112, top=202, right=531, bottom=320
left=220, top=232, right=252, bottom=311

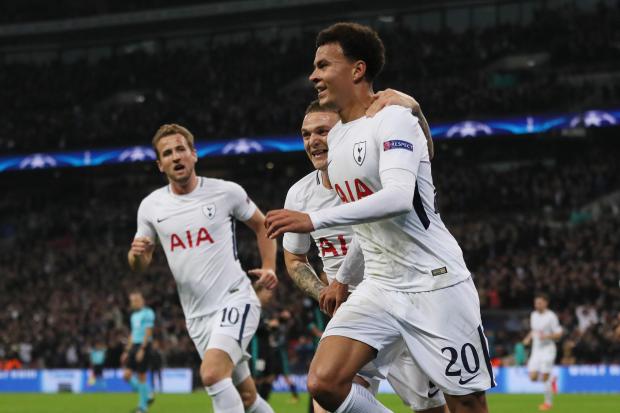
left=375, top=106, right=428, bottom=178
left=144, top=309, right=155, bottom=328
left=228, top=182, right=258, bottom=221
left=335, top=236, right=365, bottom=285
left=550, top=313, right=562, bottom=335
left=282, top=184, right=312, bottom=254
left=135, top=199, right=157, bottom=241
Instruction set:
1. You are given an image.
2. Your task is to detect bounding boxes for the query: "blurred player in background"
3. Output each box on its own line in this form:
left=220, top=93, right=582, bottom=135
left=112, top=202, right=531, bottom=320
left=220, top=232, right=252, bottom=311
left=150, top=339, right=163, bottom=393
left=251, top=285, right=299, bottom=403
left=522, top=293, right=562, bottom=411
left=282, top=96, right=447, bottom=413
left=121, top=291, right=155, bottom=413
left=88, top=338, right=106, bottom=389
left=267, top=23, right=494, bottom=413
left=128, top=124, right=278, bottom=413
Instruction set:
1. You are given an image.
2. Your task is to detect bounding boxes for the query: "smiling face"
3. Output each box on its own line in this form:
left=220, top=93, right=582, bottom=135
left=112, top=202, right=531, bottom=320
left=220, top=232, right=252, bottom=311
left=301, top=111, right=339, bottom=171
left=155, top=134, right=198, bottom=184
left=309, top=43, right=358, bottom=109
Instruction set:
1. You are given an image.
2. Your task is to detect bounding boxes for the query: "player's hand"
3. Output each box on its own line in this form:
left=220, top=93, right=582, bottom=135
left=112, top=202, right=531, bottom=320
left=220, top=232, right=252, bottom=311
left=366, top=88, right=420, bottom=117
left=120, top=351, right=128, bottom=365
left=130, top=237, right=155, bottom=257
left=248, top=268, right=278, bottom=289
left=136, top=348, right=144, bottom=363
left=319, top=280, right=350, bottom=316
left=265, top=209, right=314, bottom=239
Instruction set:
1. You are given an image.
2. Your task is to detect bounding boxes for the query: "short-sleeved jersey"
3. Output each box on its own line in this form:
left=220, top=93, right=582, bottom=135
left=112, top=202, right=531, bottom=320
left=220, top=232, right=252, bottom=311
left=283, top=170, right=354, bottom=283
left=326, top=106, right=470, bottom=292
left=530, top=309, right=562, bottom=354
left=135, top=177, right=257, bottom=318
left=90, top=349, right=106, bottom=366
left=130, top=307, right=155, bottom=344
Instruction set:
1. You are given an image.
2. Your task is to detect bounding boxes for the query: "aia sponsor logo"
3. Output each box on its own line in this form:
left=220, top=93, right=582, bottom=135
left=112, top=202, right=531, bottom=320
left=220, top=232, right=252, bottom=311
left=334, top=179, right=374, bottom=203
left=170, top=228, right=214, bottom=251
left=318, top=235, right=348, bottom=257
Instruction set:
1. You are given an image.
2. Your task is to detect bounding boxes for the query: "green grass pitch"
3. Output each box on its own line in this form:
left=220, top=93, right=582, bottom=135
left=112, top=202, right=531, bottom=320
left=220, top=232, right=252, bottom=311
left=1, top=392, right=618, bottom=412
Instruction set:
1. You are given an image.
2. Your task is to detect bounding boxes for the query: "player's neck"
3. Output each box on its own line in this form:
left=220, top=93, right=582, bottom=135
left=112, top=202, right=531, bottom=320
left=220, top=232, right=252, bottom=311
left=338, top=85, right=374, bottom=123
left=170, top=174, right=199, bottom=195
left=320, top=170, right=332, bottom=189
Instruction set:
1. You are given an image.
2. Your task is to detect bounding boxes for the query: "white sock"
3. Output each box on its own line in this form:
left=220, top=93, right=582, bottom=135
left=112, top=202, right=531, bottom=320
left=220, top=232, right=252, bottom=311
left=544, top=378, right=553, bottom=405
left=334, top=383, right=393, bottom=413
left=206, top=378, right=244, bottom=413
left=245, top=395, right=275, bottom=413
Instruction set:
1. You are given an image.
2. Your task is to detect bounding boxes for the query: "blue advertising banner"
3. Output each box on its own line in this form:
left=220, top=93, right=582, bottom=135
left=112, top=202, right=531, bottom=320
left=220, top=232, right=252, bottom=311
left=0, top=370, right=40, bottom=392
left=1, top=366, right=618, bottom=393
left=0, top=368, right=192, bottom=393
left=0, top=108, right=618, bottom=174
left=271, top=366, right=620, bottom=394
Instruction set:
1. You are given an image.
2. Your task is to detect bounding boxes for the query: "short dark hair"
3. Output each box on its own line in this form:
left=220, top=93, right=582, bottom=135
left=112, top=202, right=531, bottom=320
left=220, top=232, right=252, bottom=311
left=316, top=22, right=385, bottom=82
left=129, top=289, right=143, bottom=297
left=535, top=293, right=549, bottom=302
left=304, top=99, right=339, bottom=115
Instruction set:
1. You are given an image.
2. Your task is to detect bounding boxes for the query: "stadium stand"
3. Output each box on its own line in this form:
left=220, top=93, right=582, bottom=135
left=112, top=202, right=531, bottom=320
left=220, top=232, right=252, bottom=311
left=0, top=1, right=619, bottom=153
left=1, top=136, right=619, bottom=371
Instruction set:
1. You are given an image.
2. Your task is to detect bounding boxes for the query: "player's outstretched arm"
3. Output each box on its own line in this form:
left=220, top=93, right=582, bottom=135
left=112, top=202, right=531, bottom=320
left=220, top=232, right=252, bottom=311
left=284, top=249, right=326, bottom=302
left=265, top=174, right=414, bottom=238
left=366, top=88, right=434, bottom=160
left=244, top=209, right=278, bottom=289
left=128, top=236, right=155, bottom=273
left=522, top=332, right=532, bottom=346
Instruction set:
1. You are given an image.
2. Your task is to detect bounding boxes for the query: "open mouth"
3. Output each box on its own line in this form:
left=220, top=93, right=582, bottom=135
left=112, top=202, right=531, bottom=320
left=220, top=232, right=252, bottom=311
left=311, top=149, right=327, bottom=159
left=316, top=85, right=327, bottom=97
left=173, top=164, right=185, bottom=171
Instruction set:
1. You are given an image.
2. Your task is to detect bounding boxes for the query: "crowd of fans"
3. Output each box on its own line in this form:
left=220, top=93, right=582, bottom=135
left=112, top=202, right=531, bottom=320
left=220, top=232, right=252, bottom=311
left=1, top=0, right=620, bottom=382
left=1, top=139, right=619, bottom=373
left=0, top=0, right=214, bottom=23
left=1, top=2, right=620, bottom=153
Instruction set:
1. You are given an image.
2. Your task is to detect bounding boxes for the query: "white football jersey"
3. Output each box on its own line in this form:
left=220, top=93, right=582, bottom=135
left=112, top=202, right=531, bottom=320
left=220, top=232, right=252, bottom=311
left=283, top=170, right=354, bottom=284
left=530, top=310, right=562, bottom=354
left=326, top=106, right=470, bottom=292
left=135, top=177, right=258, bottom=319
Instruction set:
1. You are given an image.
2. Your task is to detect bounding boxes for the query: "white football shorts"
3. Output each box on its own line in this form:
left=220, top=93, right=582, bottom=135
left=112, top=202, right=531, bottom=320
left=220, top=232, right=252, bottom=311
left=323, top=277, right=496, bottom=396
left=186, top=285, right=260, bottom=385
left=527, top=350, right=556, bottom=375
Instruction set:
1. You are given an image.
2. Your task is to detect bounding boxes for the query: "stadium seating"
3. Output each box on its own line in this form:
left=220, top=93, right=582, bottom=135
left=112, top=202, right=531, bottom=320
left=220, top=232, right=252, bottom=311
left=1, top=137, right=619, bottom=370
left=0, top=2, right=619, bottom=153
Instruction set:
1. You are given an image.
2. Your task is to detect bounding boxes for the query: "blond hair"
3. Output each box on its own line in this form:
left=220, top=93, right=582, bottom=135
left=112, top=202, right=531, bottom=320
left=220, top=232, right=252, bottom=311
left=152, top=123, right=195, bottom=159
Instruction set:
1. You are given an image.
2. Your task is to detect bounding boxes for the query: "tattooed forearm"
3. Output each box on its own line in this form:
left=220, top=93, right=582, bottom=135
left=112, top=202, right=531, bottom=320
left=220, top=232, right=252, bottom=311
left=289, top=261, right=326, bottom=301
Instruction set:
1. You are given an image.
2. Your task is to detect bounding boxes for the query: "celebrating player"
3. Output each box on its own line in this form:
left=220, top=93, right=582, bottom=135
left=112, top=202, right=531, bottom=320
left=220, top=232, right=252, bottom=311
left=522, top=293, right=562, bottom=411
left=283, top=98, right=448, bottom=413
left=128, top=124, right=278, bottom=413
left=266, top=23, right=495, bottom=413
left=121, top=291, right=155, bottom=413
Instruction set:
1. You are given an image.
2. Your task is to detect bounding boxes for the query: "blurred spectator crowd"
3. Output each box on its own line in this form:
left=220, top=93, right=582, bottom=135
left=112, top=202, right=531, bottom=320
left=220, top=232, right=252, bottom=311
left=0, top=2, right=620, bottom=153
left=1, top=139, right=619, bottom=372
left=0, top=0, right=212, bottom=23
